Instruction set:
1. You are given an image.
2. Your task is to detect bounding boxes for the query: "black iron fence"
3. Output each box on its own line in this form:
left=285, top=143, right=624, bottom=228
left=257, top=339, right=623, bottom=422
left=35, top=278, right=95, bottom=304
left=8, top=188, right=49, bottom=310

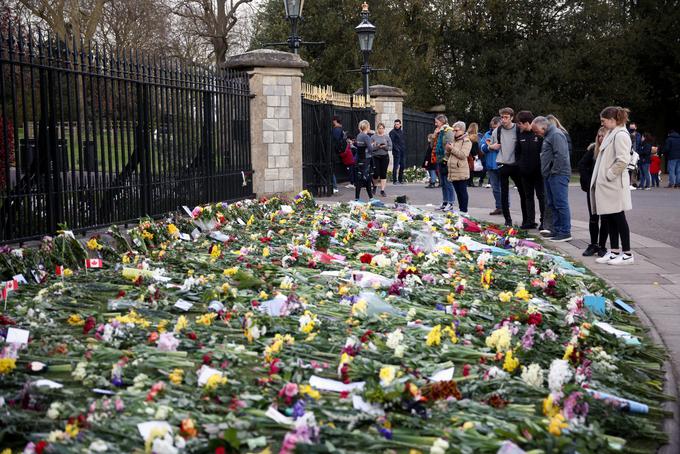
left=403, top=108, right=435, bottom=168
left=301, top=97, right=374, bottom=197
left=0, top=23, right=253, bottom=243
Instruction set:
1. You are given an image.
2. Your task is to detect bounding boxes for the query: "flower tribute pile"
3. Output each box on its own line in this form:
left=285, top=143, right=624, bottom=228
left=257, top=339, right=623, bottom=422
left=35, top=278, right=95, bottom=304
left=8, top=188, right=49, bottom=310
left=0, top=191, right=672, bottom=454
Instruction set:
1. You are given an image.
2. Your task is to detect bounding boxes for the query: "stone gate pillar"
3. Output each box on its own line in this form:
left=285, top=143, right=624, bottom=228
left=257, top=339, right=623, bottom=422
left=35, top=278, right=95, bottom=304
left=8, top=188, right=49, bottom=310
left=225, top=50, right=308, bottom=197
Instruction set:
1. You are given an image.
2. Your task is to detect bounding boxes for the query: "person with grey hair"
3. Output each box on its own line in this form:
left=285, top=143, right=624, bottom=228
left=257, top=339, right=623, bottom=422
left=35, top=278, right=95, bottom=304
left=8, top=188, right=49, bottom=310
left=446, top=121, right=472, bottom=212
left=532, top=115, right=572, bottom=242
left=432, top=114, right=456, bottom=210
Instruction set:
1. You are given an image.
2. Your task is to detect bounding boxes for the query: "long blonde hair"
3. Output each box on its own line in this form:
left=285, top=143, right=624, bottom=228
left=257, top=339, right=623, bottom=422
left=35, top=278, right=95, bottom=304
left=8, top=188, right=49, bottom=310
left=546, top=114, right=567, bottom=134
left=467, top=122, right=479, bottom=143
left=593, top=127, right=607, bottom=158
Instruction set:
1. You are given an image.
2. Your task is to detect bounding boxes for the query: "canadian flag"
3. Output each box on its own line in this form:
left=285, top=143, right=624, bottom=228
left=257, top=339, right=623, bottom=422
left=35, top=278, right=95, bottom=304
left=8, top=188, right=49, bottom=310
left=85, top=258, right=103, bottom=269
left=1, top=287, right=7, bottom=300
left=55, top=265, right=65, bottom=276
left=4, top=279, right=18, bottom=291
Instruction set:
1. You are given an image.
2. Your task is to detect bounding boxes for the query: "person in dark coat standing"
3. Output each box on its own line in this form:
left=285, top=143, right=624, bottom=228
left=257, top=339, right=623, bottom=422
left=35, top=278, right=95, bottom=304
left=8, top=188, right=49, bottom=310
left=389, top=119, right=406, bottom=184
left=578, top=127, right=608, bottom=257
left=422, top=133, right=438, bottom=187
left=661, top=129, right=680, bottom=187
left=515, top=111, right=546, bottom=230
left=637, top=133, right=653, bottom=190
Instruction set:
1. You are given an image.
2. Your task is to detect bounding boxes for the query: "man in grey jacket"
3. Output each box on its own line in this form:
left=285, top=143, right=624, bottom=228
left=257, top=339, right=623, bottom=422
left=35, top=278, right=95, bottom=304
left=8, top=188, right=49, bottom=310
left=532, top=116, right=572, bottom=242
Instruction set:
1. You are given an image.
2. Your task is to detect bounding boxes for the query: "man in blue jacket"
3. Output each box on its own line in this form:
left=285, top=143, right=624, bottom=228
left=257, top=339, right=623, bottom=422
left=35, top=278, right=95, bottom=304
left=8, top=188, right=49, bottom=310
left=661, top=129, right=680, bottom=187
left=389, top=119, right=406, bottom=184
left=532, top=116, right=572, bottom=242
left=481, top=116, right=502, bottom=215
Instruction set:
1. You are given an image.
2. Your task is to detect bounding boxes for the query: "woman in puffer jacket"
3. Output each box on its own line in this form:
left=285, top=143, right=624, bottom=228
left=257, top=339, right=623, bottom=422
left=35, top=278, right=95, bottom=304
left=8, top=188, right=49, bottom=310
left=445, top=121, right=472, bottom=213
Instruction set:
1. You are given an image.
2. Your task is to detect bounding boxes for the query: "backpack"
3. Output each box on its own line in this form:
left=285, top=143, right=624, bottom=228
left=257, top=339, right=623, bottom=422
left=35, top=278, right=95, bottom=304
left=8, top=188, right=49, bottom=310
left=339, top=142, right=356, bottom=166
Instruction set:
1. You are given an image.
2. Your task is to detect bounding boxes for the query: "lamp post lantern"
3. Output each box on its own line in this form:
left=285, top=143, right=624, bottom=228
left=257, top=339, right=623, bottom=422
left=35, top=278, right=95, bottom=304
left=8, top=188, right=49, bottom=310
left=355, top=2, right=376, bottom=103
left=283, top=0, right=305, bottom=53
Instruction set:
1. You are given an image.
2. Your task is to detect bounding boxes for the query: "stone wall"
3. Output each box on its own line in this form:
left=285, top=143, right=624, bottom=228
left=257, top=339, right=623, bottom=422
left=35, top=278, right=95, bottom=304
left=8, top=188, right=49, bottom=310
left=226, top=50, right=307, bottom=198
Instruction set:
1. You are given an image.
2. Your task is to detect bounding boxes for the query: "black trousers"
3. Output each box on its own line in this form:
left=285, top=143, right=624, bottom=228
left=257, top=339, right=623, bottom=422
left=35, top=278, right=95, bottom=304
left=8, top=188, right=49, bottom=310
left=499, top=164, right=526, bottom=225
left=602, top=211, right=630, bottom=251
left=521, top=172, right=545, bottom=226
left=354, top=160, right=373, bottom=200
left=586, top=193, right=608, bottom=248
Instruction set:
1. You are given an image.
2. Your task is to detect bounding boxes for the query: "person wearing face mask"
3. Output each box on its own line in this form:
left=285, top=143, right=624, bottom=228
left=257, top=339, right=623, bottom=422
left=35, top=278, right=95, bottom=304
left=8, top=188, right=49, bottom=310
left=445, top=121, right=472, bottom=213
left=578, top=127, right=609, bottom=257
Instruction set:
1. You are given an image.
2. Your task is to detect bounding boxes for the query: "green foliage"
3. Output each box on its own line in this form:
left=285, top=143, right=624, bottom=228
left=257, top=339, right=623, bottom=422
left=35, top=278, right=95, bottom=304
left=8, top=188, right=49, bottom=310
left=252, top=0, right=680, bottom=144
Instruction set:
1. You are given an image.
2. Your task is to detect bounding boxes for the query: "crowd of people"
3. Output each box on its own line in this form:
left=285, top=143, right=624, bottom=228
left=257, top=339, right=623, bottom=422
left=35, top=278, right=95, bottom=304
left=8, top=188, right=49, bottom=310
left=331, top=105, right=679, bottom=267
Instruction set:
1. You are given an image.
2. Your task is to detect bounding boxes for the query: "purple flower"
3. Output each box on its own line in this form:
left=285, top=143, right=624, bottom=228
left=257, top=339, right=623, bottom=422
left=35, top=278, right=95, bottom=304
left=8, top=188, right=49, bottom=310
left=292, top=399, right=306, bottom=419
left=157, top=332, right=180, bottom=352
left=378, top=427, right=393, bottom=439
left=521, top=325, right=536, bottom=350
left=563, top=391, right=589, bottom=420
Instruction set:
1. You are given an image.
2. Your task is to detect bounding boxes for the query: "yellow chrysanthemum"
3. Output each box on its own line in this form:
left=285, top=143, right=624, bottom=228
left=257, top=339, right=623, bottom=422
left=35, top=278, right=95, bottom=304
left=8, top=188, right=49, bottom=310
left=63, top=268, right=73, bottom=277
left=204, top=373, right=227, bottom=391
left=210, top=245, right=221, bottom=260
left=167, top=224, right=179, bottom=237
left=426, top=325, right=442, bottom=347
left=542, top=394, right=560, bottom=417
left=0, top=358, right=17, bottom=375
left=262, top=247, right=270, bottom=257
left=503, top=350, right=520, bottom=373
left=515, top=286, right=531, bottom=301
left=351, top=299, right=368, bottom=316
left=548, top=413, right=568, bottom=436
left=485, top=326, right=511, bottom=352
left=169, top=368, right=184, bottom=385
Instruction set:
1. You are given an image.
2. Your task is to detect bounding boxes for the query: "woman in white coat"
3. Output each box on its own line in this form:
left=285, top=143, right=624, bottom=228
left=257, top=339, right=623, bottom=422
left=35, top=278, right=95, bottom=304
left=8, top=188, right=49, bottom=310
left=591, top=106, right=634, bottom=265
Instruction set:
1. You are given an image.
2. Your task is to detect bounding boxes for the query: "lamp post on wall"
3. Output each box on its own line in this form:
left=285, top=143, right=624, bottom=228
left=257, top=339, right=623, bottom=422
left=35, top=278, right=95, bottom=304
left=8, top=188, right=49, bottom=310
left=355, top=2, right=377, bottom=103
left=283, top=0, right=305, bottom=54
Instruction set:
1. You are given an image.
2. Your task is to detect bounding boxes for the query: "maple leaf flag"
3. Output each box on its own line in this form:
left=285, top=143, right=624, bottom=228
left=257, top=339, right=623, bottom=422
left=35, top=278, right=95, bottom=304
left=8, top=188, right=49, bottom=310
left=55, top=265, right=65, bottom=276
left=85, top=259, right=103, bottom=269
left=4, top=279, right=18, bottom=291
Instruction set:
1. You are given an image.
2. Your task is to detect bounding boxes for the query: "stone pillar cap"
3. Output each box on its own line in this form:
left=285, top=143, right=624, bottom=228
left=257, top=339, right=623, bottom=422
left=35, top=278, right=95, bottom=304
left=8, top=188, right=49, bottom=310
left=224, top=49, right=309, bottom=69
left=353, top=85, right=406, bottom=98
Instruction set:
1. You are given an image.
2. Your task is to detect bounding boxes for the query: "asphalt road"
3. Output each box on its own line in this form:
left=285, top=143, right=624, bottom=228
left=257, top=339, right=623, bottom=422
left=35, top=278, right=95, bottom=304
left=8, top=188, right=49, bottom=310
left=324, top=180, right=680, bottom=248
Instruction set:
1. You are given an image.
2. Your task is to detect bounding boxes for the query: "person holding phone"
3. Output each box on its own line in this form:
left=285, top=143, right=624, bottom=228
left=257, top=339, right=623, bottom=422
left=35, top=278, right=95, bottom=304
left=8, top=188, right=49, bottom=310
left=371, top=123, right=392, bottom=197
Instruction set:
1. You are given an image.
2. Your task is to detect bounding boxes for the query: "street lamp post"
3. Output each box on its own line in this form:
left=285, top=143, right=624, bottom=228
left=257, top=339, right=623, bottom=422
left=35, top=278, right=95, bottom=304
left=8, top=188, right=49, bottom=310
left=283, top=0, right=305, bottom=54
left=355, top=2, right=376, bottom=103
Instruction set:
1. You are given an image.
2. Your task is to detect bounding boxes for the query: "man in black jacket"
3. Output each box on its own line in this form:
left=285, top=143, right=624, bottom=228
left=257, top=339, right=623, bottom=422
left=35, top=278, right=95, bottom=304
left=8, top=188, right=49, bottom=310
left=516, top=111, right=545, bottom=230
left=389, top=119, right=406, bottom=184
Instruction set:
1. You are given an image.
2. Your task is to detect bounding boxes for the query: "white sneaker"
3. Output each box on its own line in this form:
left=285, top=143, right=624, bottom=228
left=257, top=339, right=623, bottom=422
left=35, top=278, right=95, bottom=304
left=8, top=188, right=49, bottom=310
left=595, top=252, right=618, bottom=264
left=333, top=188, right=339, bottom=194
left=344, top=184, right=354, bottom=188
left=629, top=185, right=636, bottom=190
left=484, top=184, right=491, bottom=188
left=608, top=253, right=634, bottom=266
left=443, top=203, right=454, bottom=212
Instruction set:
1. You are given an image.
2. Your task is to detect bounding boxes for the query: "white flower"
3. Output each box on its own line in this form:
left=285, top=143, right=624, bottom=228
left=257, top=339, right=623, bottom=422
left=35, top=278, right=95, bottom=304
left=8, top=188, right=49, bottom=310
left=476, top=252, right=492, bottom=267
left=548, top=359, right=573, bottom=393
left=394, top=345, right=406, bottom=358
left=72, top=362, right=87, bottom=381
left=486, top=366, right=509, bottom=380
left=47, top=402, right=63, bottom=420
left=430, top=437, right=450, bottom=454
left=88, top=440, right=109, bottom=452
left=370, top=254, right=391, bottom=267
left=386, top=329, right=404, bottom=350
left=406, top=308, right=417, bottom=321
left=520, top=363, right=545, bottom=388
left=152, top=434, right=178, bottom=454
left=155, top=405, right=171, bottom=420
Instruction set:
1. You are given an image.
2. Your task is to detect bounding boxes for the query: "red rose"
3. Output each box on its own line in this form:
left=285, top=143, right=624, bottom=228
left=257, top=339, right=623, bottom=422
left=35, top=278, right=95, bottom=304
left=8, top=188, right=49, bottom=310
left=83, top=316, right=96, bottom=335
left=35, top=440, right=48, bottom=454
left=359, top=253, right=373, bottom=264
left=527, top=312, right=543, bottom=326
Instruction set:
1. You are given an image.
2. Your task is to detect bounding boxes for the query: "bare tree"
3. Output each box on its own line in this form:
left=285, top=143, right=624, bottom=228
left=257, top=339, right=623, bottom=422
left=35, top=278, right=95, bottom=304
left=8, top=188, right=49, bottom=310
left=98, top=0, right=171, bottom=54
left=16, top=0, right=108, bottom=49
left=170, top=0, right=254, bottom=67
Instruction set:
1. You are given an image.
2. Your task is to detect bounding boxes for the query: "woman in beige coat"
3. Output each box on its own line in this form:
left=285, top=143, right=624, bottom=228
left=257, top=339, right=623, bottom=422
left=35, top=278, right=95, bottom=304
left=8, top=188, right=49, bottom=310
left=590, top=106, right=634, bottom=265
left=446, top=121, right=472, bottom=213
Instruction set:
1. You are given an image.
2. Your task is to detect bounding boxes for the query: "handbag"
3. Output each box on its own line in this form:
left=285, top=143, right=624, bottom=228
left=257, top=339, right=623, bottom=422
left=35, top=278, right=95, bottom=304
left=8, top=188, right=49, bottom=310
left=473, top=156, right=483, bottom=172
left=627, top=150, right=639, bottom=171
left=339, top=143, right=355, bottom=166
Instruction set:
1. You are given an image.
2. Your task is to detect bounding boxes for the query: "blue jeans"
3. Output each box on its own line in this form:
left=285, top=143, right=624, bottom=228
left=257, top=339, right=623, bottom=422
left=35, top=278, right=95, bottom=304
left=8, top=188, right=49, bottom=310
left=427, top=169, right=437, bottom=184
left=638, top=163, right=651, bottom=188
left=392, top=149, right=406, bottom=183
left=669, top=159, right=680, bottom=186
left=487, top=169, right=502, bottom=209
left=439, top=162, right=455, bottom=204
left=545, top=174, right=571, bottom=236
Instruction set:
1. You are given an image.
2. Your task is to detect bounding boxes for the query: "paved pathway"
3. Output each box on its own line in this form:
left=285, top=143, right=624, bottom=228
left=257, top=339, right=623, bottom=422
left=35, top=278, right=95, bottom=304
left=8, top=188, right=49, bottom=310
left=320, top=181, right=680, bottom=452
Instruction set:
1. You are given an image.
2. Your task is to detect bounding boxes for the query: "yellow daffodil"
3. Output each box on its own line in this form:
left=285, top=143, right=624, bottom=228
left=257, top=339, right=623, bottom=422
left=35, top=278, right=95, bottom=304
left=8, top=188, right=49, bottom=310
left=67, top=314, right=84, bottom=326
left=224, top=267, right=238, bottom=276
left=299, top=384, right=321, bottom=400
left=196, top=313, right=217, bottom=326
left=262, top=247, right=270, bottom=257
left=210, top=244, right=221, bottom=260
left=515, top=285, right=531, bottom=301
left=443, top=324, right=458, bottom=344
left=204, top=373, right=227, bottom=391
left=498, top=291, right=513, bottom=303
left=86, top=238, right=102, bottom=250
left=167, top=224, right=179, bottom=237
left=63, top=268, right=73, bottom=277
left=112, top=310, right=151, bottom=328
left=157, top=320, right=168, bottom=333
left=174, top=315, right=188, bottom=333
left=542, top=394, right=560, bottom=417
left=563, top=343, right=575, bottom=361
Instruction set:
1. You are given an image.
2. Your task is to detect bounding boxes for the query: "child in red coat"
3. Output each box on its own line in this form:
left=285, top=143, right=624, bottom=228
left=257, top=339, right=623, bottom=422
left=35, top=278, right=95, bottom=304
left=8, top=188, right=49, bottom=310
left=650, top=147, right=661, bottom=187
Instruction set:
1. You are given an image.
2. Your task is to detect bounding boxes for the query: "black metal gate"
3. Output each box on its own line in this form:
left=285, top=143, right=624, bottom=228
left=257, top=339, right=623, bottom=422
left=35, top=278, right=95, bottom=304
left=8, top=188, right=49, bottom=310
left=402, top=108, right=435, bottom=168
left=0, top=23, right=253, bottom=243
left=301, top=98, right=374, bottom=197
